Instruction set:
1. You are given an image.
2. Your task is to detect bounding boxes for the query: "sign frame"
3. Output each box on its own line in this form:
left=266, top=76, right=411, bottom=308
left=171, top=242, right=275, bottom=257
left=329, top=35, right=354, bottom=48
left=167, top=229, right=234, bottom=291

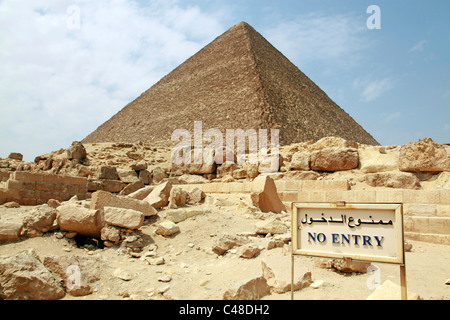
left=291, top=202, right=405, bottom=264
left=290, top=201, right=407, bottom=300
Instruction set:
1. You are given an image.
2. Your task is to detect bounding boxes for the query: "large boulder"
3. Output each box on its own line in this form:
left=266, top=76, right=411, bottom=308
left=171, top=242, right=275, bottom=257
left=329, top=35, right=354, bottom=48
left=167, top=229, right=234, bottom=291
left=57, top=203, right=104, bottom=237
left=0, top=220, right=23, bottom=242
left=0, top=250, right=65, bottom=300
left=310, top=147, right=359, bottom=171
left=358, top=146, right=399, bottom=173
left=399, top=138, right=450, bottom=172
left=66, top=141, right=87, bottom=163
left=223, top=276, right=271, bottom=300
left=250, top=175, right=286, bottom=213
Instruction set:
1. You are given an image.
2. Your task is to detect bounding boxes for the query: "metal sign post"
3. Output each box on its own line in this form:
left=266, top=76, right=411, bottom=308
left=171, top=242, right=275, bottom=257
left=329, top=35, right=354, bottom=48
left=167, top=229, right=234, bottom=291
left=291, top=202, right=407, bottom=300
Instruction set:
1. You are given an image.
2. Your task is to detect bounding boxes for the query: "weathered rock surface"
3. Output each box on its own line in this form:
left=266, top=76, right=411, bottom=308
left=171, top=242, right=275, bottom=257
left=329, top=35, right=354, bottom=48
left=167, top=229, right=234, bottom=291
left=365, top=171, right=421, bottom=189
left=103, top=206, right=144, bottom=230
left=212, top=233, right=249, bottom=255
left=223, top=276, right=271, bottom=300
left=250, top=175, right=286, bottom=213
left=22, top=204, right=57, bottom=237
left=145, top=181, right=172, bottom=209
left=155, top=220, right=180, bottom=237
left=91, top=190, right=156, bottom=217
left=399, top=138, right=450, bottom=172
left=0, top=250, right=65, bottom=300
left=310, top=147, right=359, bottom=171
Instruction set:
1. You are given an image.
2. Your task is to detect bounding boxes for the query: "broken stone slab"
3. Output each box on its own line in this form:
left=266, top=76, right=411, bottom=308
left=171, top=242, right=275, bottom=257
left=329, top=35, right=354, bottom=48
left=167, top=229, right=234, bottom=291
left=127, top=185, right=155, bottom=200
left=223, top=276, right=271, bottom=300
left=250, top=175, right=286, bottom=213
left=119, top=180, right=145, bottom=196
left=366, top=280, right=422, bottom=300
left=103, top=206, right=144, bottom=230
left=145, top=181, right=172, bottom=209
left=91, top=190, right=156, bottom=217
left=161, top=208, right=187, bottom=223
left=57, top=203, right=104, bottom=238
left=314, top=257, right=371, bottom=273
left=262, top=254, right=312, bottom=294
left=0, top=250, right=65, bottom=300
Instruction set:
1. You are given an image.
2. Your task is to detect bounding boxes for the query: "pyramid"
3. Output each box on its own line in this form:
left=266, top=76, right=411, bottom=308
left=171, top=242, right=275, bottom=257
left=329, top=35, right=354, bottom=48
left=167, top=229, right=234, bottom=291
left=82, top=22, right=378, bottom=147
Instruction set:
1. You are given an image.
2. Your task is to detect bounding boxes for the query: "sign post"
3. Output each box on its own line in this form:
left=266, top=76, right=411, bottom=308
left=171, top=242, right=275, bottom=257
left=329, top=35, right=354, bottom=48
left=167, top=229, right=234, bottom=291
left=291, top=202, right=406, bottom=300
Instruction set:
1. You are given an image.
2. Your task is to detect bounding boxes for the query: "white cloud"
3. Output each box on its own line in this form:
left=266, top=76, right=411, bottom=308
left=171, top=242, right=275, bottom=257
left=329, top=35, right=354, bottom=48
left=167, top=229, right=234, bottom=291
left=353, top=77, right=395, bottom=102
left=0, top=0, right=226, bottom=161
left=409, top=40, right=428, bottom=53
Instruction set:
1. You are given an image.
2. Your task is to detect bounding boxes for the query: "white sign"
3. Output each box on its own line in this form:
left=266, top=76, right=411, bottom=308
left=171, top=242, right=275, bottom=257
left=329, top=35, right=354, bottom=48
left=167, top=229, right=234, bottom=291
left=292, top=203, right=404, bottom=264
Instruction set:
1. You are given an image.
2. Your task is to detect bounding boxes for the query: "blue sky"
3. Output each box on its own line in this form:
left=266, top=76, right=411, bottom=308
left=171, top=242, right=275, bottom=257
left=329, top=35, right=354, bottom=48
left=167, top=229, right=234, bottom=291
left=0, top=0, right=449, bottom=161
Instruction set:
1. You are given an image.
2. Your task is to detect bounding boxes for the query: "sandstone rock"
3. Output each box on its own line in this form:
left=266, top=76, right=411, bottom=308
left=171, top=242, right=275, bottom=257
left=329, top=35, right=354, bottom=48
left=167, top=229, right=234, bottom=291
left=233, top=168, right=248, bottom=180
left=127, top=185, right=155, bottom=200
left=57, top=203, right=104, bottom=237
left=212, top=233, right=248, bottom=255
left=250, top=175, right=286, bottom=213
left=43, top=255, right=104, bottom=297
left=119, top=180, right=145, bottom=196
left=152, top=167, right=167, bottom=183
left=366, top=280, right=421, bottom=300
left=332, top=258, right=371, bottom=273
left=4, top=201, right=20, bottom=208
left=310, top=147, right=359, bottom=171
left=138, top=169, right=152, bottom=185
left=238, top=244, right=262, bottom=259
left=66, top=141, right=87, bottom=163
left=310, top=137, right=358, bottom=151
left=162, top=208, right=187, bottom=223
left=98, top=166, right=119, bottom=180
left=91, top=190, right=157, bottom=217
left=255, top=218, right=287, bottom=235
left=365, top=171, right=421, bottom=189
left=261, top=254, right=312, bottom=293
left=145, top=181, right=172, bottom=209
left=131, top=162, right=148, bottom=171
left=187, top=187, right=206, bottom=204
left=399, top=138, right=450, bottom=172
left=168, top=187, right=188, bottom=208
left=0, top=220, right=23, bottom=242
left=101, top=226, right=120, bottom=244
left=0, top=250, right=65, bottom=300
left=117, top=169, right=140, bottom=183
left=47, top=199, right=61, bottom=208
left=290, top=152, right=310, bottom=171
left=22, top=204, right=58, bottom=237
left=223, top=276, right=270, bottom=300
left=359, top=146, right=399, bottom=173
left=155, top=220, right=180, bottom=237
left=104, top=206, right=144, bottom=229
left=8, top=152, right=23, bottom=161
left=243, top=162, right=259, bottom=179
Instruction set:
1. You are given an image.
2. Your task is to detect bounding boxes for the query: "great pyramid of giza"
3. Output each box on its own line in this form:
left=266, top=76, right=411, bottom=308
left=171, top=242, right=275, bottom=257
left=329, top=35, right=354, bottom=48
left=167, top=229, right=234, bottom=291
left=82, top=22, right=378, bottom=147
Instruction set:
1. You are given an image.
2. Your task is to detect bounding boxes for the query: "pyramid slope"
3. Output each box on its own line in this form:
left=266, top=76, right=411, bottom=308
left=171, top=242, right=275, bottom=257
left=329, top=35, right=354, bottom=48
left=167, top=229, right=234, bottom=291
left=83, top=22, right=378, bottom=147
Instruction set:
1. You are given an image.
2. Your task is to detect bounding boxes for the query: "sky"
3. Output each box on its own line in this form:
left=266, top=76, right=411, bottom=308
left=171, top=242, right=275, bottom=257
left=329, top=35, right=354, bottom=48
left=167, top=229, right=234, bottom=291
left=0, top=0, right=449, bottom=161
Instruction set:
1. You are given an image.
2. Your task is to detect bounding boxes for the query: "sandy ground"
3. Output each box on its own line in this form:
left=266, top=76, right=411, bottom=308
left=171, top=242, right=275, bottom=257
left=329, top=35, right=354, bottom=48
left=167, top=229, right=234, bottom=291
left=0, top=197, right=449, bottom=301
